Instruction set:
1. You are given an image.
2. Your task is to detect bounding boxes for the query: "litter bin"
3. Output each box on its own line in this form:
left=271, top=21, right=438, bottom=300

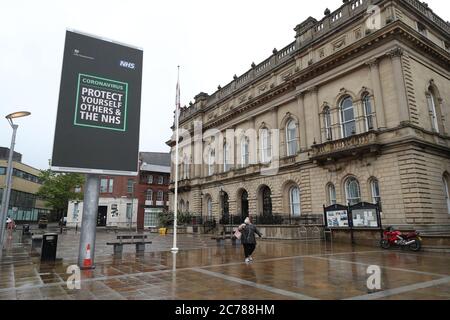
left=41, top=233, right=58, bottom=262
left=159, top=228, right=167, bottom=235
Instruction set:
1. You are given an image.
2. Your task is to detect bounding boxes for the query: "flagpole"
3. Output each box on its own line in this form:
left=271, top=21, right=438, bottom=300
left=172, top=66, right=180, bottom=253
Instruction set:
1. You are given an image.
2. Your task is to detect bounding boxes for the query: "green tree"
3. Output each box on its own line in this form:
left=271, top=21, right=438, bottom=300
left=36, top=170, right=85, bottom=221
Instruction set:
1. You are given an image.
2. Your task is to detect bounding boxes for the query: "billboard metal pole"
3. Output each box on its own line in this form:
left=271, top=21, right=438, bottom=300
left=78, top=174, right=100, bottom=269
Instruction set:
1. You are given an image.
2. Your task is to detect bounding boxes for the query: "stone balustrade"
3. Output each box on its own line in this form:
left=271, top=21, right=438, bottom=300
left=177, top=0, right=449, bottom=124
left=311, top=131, right=380, bottom=161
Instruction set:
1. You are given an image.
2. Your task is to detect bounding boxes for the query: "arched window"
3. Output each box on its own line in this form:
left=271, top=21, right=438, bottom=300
left=186, top=201, right=190, bottom=213
left=179, top=200, right=185, bottom=213
left=208, top=149, right=215, bottom=176
left=345, top=177, right=361, bottom=205
left=223, top=143, right=230, bottom=172
left=286, top=120, right=298, bottom=156
left=427, top=86, right=441, bottom=133
left=289, top=186, right=301, bottom=217
left=260, top=128, right=272, bottom=163
left=146, top=189, right=153, bottom=202
left=340, top=96, right=356, bottom=138
left=261, top=186, right=273, bottom=216
left=327, top=183, right=337, bottom=205
left=324, top=107, right=332, bottom=141
left=370, top=179, right=381, bottom=204
left=363, top=94, right=374, bottom=131
left=207, top=197, right=213, bottom=218
left=183, top=155, right=190, bottom=180
left=241, top=136, right=250, bottom=167
left=443, top=174, right=450, bottom=215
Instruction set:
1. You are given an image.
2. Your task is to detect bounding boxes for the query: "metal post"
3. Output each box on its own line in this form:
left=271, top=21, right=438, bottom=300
left=0, top=124, right=18, bottom=252
left=172, top=67, right=180, bottom=253
left=78, top=174, right=100, bottom=269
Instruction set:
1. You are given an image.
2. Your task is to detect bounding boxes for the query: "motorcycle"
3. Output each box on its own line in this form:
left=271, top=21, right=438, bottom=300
left=380, top=227, right=422, bottom=252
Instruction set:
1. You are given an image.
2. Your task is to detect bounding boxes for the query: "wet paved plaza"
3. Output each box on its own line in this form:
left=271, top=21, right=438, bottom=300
left=0, top=228, right=450, bottom=300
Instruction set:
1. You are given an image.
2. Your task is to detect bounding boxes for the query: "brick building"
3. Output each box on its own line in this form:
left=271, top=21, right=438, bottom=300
left=67, top=152, right=171, bottom=230
left=167, top=0, right=450, bottom=230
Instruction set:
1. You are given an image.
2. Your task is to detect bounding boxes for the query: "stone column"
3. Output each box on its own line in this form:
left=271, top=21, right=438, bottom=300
left=310, top=86, right=321, bottom=144
left=193, top=123, right=203, bottom=178
left=249, top=116, right=257, bottom=165
left=296, top=92, right=307, bottom=150
left=388, top=48, right=410, bottom=124
left=367, top=58, right=386, bottom=129
left=271, top=106, right=278, bottom=160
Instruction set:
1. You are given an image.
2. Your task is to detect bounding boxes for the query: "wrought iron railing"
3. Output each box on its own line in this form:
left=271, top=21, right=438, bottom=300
left=219, top=214, right=323, bottom=226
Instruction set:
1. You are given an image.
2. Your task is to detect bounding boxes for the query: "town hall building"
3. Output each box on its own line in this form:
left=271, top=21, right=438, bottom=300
left=167, top=0, right=450, bottom=230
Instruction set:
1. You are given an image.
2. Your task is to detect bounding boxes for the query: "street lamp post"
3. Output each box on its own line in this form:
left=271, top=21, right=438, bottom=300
left=0, top=111, right=31, bottom=253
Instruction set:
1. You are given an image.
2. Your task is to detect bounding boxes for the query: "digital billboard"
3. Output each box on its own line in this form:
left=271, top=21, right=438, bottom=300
left=51, top=30, right=143, bottom=175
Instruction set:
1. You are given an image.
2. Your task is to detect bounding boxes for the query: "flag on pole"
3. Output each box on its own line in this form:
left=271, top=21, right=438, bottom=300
left=172, top=67, right=180, bottom=253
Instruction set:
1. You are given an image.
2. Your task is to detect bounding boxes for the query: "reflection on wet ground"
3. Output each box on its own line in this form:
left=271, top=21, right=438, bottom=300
left=1, top=229, right=450, bottom=300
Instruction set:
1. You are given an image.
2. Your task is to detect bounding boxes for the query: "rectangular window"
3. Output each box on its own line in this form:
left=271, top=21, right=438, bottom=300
left=146, top=190, right=153, bottom=201
left=147, top=175, right=153, bottom=184
left=0, top=167, right=5, bottom=175
left=156, top=191, right=163, bottom=202
left=157, top=176, right=163, bottom=185
left=328, top=186, right=337, bottom=205
left=427, top=95, right=439, bottom=133
left=443, top=177, right=450, bottom=215
left=371, top=181, right=381, bottom=204
left=100, top=179, right=108, bottom=193
left=261, top=130, right=272, bottom=164
left=126, top=203, right=132, bottom=220
left=108, top=179, right=114, bottom=193
left=184, top=162, right=190, bottom=179
left=127, top=179, right=134, bottom=193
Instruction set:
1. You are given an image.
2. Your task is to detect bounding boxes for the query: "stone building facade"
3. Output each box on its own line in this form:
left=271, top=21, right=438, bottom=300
left=167, top=0, right=450, bottom=229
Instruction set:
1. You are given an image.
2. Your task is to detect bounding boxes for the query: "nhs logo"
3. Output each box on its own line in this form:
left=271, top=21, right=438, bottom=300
left=120, top=60, right=135, bottom=70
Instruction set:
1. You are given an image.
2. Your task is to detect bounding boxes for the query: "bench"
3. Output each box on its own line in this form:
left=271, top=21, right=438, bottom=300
left=107, top=234, right=152, bottom=254
left=105, top=226, right=119, bottom=234
left=211, top=235, right=239, bottom=245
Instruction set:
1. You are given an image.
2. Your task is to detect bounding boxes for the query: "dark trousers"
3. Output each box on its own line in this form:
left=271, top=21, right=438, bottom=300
left=243, top=243, right=256, bottom=258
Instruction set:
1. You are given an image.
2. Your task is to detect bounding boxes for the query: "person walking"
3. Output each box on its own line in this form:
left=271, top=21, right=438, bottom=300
left=238, top=217, right=262, bottom=263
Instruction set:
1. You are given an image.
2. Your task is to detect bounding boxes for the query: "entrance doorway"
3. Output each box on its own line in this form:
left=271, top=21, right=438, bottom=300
left=241, top=190, right=249, bottom=221
left=97, top=206, right=107, bottom=227
left=222, top=192, right=229, bottom=216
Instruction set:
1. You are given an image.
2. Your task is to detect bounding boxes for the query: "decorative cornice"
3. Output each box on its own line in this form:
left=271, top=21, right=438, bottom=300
left=179, top=22, right=449, bottom=132
left=387, top=47, right=404, bottom=58
left=365, top=58, right=379, bottom=68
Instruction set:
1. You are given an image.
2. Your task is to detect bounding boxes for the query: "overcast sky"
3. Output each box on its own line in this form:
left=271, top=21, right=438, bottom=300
left=1, top=0, right=448, bottom=170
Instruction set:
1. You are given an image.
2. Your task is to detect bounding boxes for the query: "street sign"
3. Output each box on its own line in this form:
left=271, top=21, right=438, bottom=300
left=51, top=30, right=143, bottom=176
